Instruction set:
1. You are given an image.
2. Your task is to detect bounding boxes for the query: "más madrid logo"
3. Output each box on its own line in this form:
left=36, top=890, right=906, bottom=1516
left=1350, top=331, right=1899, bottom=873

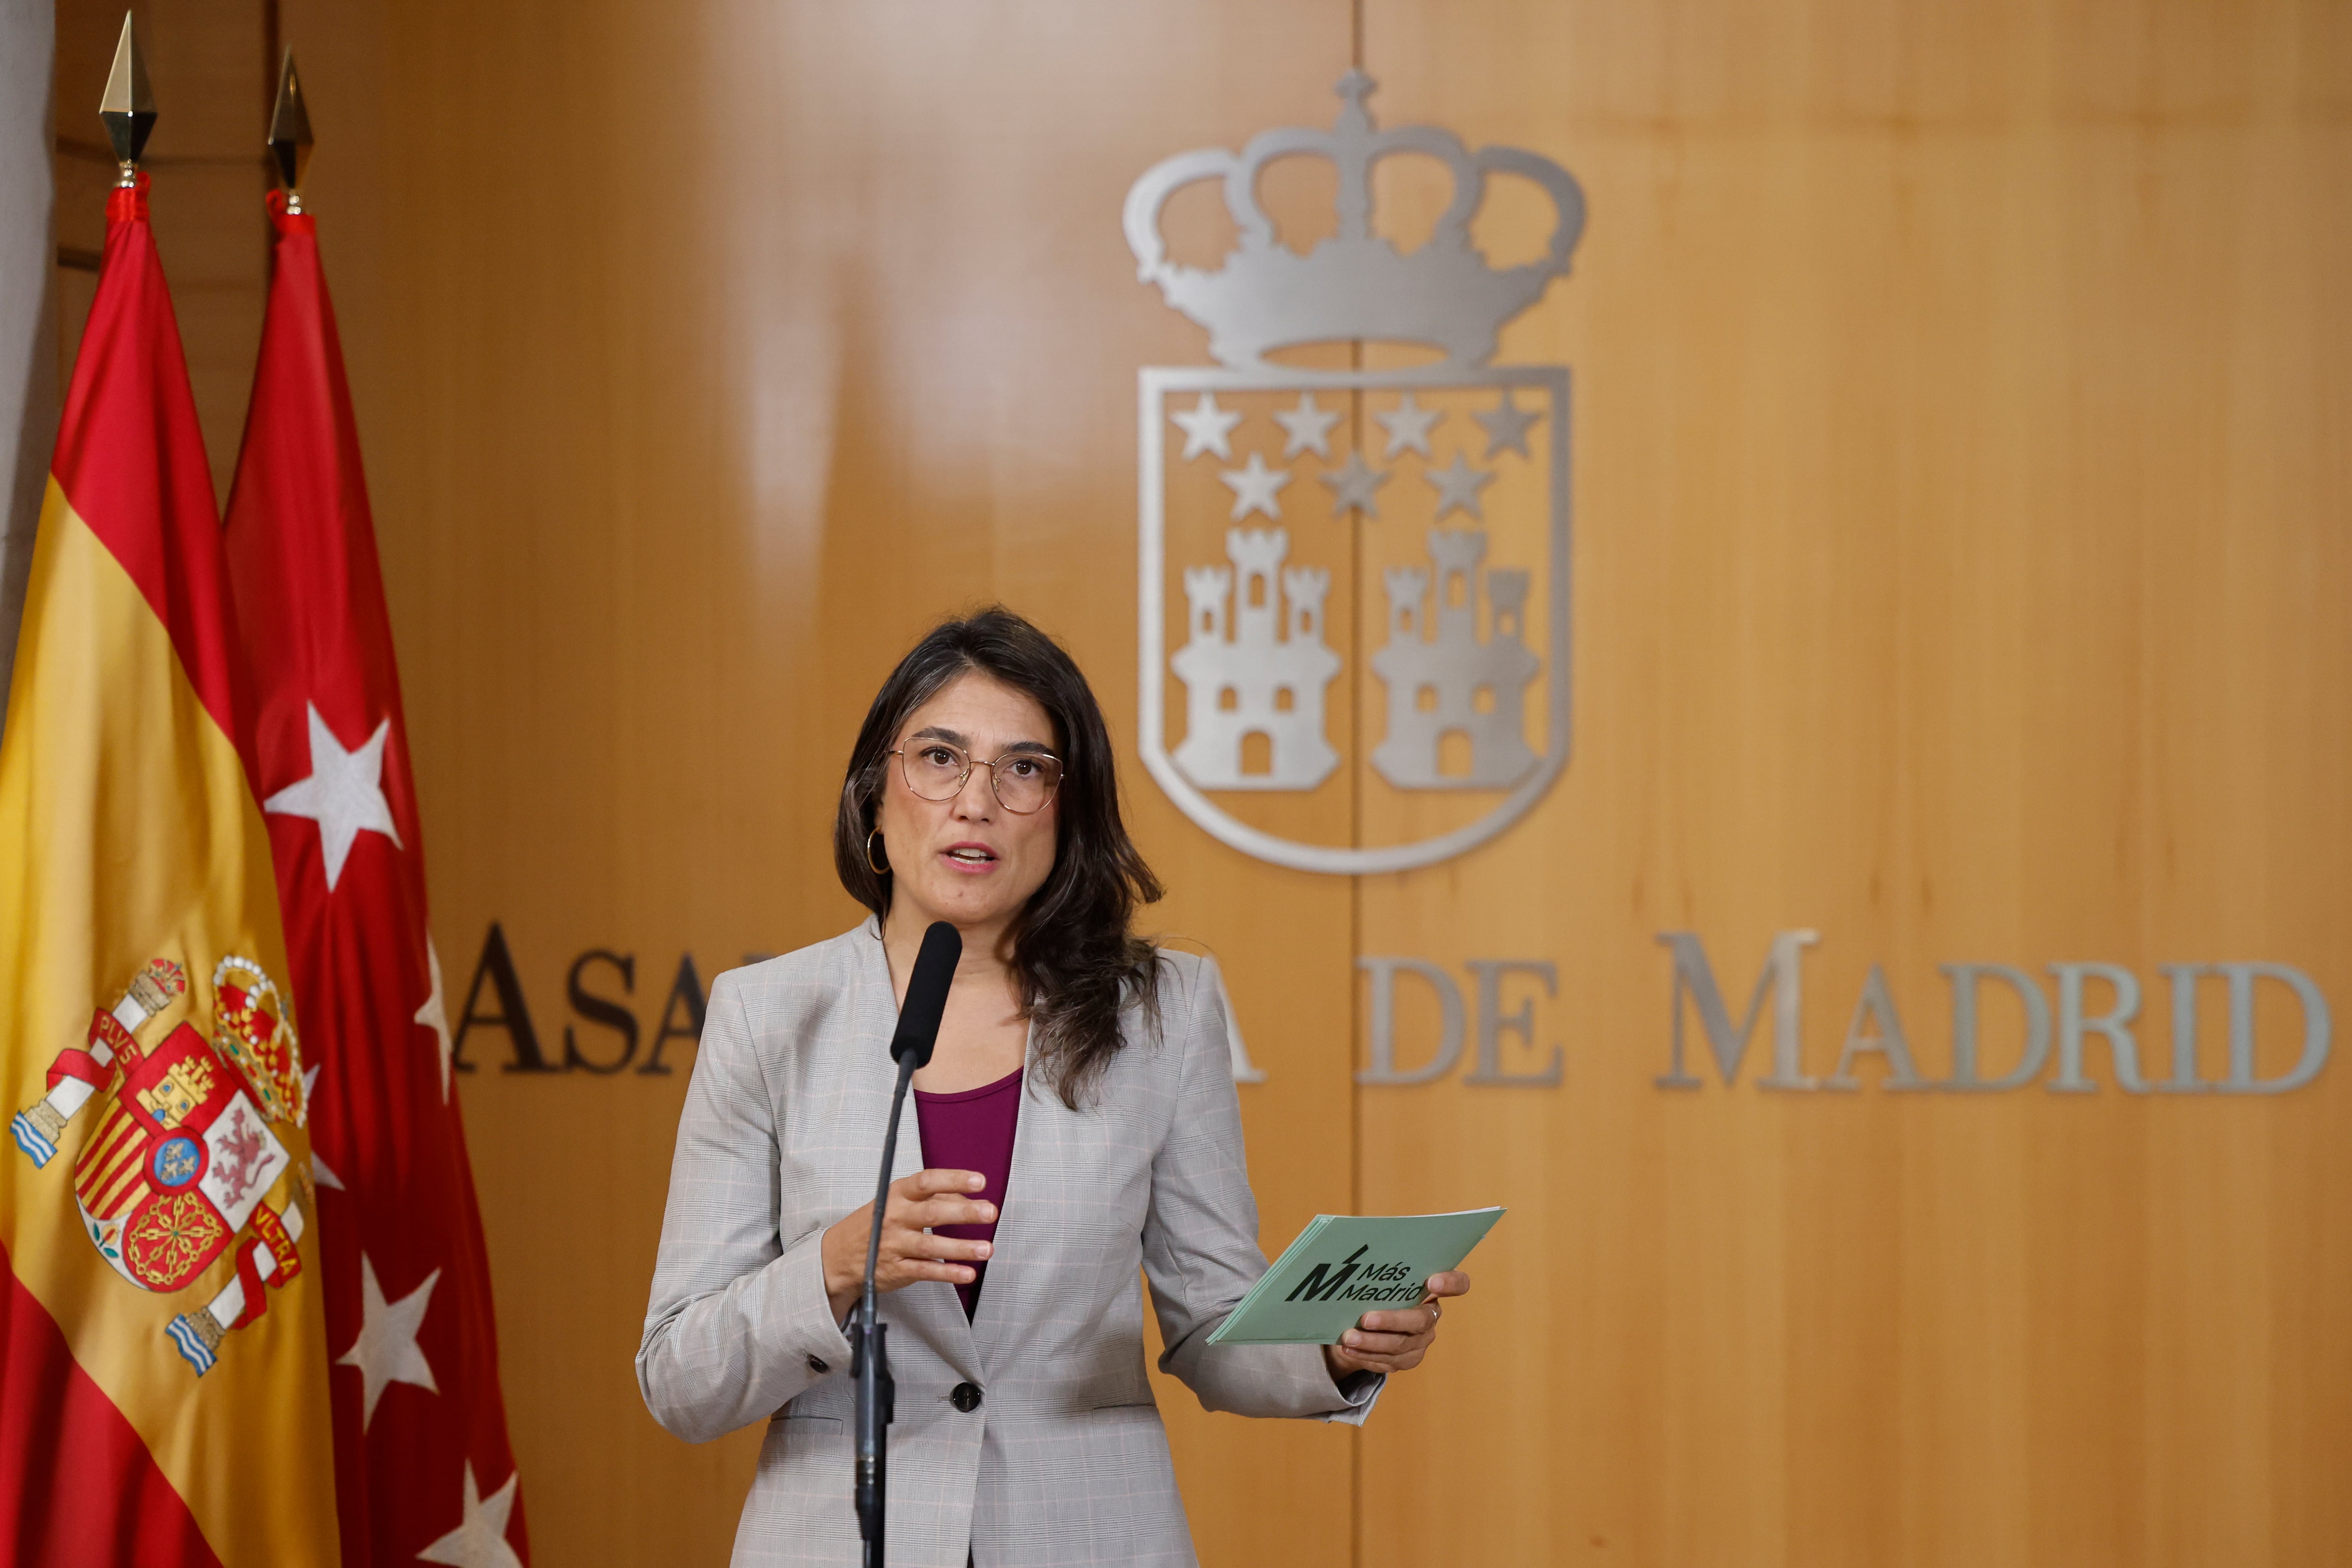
left=1125, top=73, right=1584, bottom=874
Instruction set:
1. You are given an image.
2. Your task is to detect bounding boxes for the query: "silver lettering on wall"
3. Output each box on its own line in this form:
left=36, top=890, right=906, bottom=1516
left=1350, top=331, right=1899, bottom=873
left=2213, top=963, right=2331, bottom=1093
left=1356, top=958, right=1466, bottom=1085
left=1355, top=956, right=1562, bottom=1088
left=1824, top=965, right=1926, bottom=1090
left=443, top=923, right=2329, bottom=1097
left=1464, top=961, right=1563, bottom=1087
left=1653, top=930, right=1819, bottom=1090
left=1653, top=933, right=2333, bottom=1095
left=1940, top=963, right=2051, bottom=1090
left=2050, top=962, right=2144, bottom=1092
left=1205, top=958, right=1268, bottom=1084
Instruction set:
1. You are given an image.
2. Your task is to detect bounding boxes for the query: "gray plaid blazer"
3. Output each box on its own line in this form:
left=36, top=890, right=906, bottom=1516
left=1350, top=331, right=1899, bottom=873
left=637, top=923, right=1378, bottom=1567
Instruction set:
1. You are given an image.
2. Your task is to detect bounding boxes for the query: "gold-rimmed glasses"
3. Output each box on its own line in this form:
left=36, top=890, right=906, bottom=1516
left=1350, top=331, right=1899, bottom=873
left=889, top=740, right=1064, bottom=814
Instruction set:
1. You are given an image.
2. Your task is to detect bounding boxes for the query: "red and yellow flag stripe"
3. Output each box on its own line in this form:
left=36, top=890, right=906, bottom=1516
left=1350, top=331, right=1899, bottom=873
left=0, top=181, right=339, bottom=1565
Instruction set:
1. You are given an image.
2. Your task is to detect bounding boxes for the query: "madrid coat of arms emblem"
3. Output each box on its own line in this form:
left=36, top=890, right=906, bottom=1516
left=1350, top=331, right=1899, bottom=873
left=1125, top=73, right=1584, bottom=874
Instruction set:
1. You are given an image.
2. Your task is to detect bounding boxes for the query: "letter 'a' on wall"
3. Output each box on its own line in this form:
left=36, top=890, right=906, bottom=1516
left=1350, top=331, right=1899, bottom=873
left=1822, top=965, right=1927, bottom=1090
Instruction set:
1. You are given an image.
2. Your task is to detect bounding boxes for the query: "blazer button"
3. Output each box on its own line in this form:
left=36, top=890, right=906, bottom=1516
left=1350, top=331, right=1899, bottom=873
left=950, top=1382, right=983, bottom=1413
left=806, top=1354, right=829, bottom=1375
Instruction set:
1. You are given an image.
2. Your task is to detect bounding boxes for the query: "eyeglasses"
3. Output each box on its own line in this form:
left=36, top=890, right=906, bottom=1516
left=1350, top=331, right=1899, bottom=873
left=889, top=740, right=1065, bottom=815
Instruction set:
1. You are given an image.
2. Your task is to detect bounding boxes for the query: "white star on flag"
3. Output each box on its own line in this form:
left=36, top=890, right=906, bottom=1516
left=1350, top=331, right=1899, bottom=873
left=1427, top=452, right=1497, bottom=521
left=1375, top=392, right=1444, bottom=458
left=264, top=703, right=402, bottom=891
left=1319, top=452, right=1388, bottom=518
left=417, top=935, right=453, bottom=1102
left=415, top=1463, right=524, bottom=1568
left=1169, top=392, right=1244, bottom=461
left=1220, top=452, right=1290, bottom=521
left=1272, top=393, right=1342, bottom=459
left=339, top=1253, right=439, bottom=1429
left=1473, top=389, right=1543, bottom=459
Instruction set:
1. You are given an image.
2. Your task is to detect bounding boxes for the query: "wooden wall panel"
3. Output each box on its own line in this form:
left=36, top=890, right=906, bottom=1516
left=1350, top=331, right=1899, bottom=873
left=58, top=0, right=2349, bottom=1563
left=1354, top=4, right=2352, bottom=1568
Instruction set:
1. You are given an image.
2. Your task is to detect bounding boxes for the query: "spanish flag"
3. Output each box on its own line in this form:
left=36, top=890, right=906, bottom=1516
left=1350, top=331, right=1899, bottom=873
left=0, top=176, right=341, bottom=1562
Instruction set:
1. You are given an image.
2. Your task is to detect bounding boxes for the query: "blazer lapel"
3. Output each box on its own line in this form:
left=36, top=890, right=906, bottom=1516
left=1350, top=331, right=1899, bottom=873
left=973, top=1023, right=1059, bottom=1380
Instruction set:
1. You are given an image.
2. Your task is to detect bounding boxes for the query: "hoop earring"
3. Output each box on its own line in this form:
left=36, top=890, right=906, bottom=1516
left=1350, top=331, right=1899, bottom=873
left=866, top=829, right=890, bottom=876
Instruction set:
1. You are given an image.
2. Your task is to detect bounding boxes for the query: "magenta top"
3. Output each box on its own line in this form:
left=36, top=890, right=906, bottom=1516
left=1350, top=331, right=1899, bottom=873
left=912, top=1066, right=1023, bottom=1319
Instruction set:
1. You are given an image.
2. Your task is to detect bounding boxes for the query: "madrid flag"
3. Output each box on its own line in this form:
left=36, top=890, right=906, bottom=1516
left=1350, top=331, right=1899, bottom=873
left=0, top=177, right=341, bottom=1563
left=224, top=192, right=526, bottom=1568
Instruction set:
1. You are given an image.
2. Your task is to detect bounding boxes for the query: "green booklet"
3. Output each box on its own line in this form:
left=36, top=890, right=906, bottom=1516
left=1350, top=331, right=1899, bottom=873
left=1207, top=1207, right=1505, bottom=1345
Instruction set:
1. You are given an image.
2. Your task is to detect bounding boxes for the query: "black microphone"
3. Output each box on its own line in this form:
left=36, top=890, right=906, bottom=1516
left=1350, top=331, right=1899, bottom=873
left=890, top=921, right=961, bottom=1070
left=854, top=919, right=962, bottom=1568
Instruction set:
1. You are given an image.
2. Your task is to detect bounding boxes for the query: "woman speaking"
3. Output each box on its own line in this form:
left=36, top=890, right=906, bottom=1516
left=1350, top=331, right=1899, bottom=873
left=637, top=609, right=1470, bottom=1567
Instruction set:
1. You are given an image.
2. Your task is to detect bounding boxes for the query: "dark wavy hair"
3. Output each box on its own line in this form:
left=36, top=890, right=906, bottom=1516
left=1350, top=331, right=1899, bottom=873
left=834, top=608, right=1164, bottom=1108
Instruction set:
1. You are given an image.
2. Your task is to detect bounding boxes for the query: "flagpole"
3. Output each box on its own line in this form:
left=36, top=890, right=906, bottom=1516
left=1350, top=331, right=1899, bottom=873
left=97, top=10, right=155, bottom=188
left=267, top=48, right=313, bottom=214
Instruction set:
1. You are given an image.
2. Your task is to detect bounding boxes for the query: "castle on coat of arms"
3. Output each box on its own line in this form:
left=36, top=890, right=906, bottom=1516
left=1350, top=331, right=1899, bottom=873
left=1370, top=529, right=1539, bottom=788
left=1170, top=528, right=1342, bottom=789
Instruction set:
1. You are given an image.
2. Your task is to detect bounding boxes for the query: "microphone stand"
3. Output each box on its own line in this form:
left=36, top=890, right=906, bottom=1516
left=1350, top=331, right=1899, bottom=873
left=851, top=916, right=959, bottom=1568
left=853, top=1049, right=919, bottom=1568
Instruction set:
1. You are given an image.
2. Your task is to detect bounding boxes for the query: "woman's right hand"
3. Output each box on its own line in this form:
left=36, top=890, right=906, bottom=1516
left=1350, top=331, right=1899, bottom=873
left=821, top=1168, right=996, bottom=1322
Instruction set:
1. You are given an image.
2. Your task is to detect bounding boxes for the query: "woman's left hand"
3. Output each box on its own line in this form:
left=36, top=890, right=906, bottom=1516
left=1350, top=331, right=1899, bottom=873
left=1322, top=1270, right=1470, bottom=1381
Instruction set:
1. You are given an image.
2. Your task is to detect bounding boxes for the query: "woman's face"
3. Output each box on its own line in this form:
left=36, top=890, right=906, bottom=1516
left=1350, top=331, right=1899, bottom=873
left=874, top=670, right=1063, bottom=940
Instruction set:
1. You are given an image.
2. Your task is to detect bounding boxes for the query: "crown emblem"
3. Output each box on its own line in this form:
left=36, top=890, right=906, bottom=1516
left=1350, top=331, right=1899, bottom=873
left=1122, top=72, right=1586, bottom=369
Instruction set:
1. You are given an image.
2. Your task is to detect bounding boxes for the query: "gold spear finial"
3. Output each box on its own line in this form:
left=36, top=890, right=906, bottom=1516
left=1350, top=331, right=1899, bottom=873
left=267, top=49, right=314, bottom=212
left=98, top=12, right=156, bottom=187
